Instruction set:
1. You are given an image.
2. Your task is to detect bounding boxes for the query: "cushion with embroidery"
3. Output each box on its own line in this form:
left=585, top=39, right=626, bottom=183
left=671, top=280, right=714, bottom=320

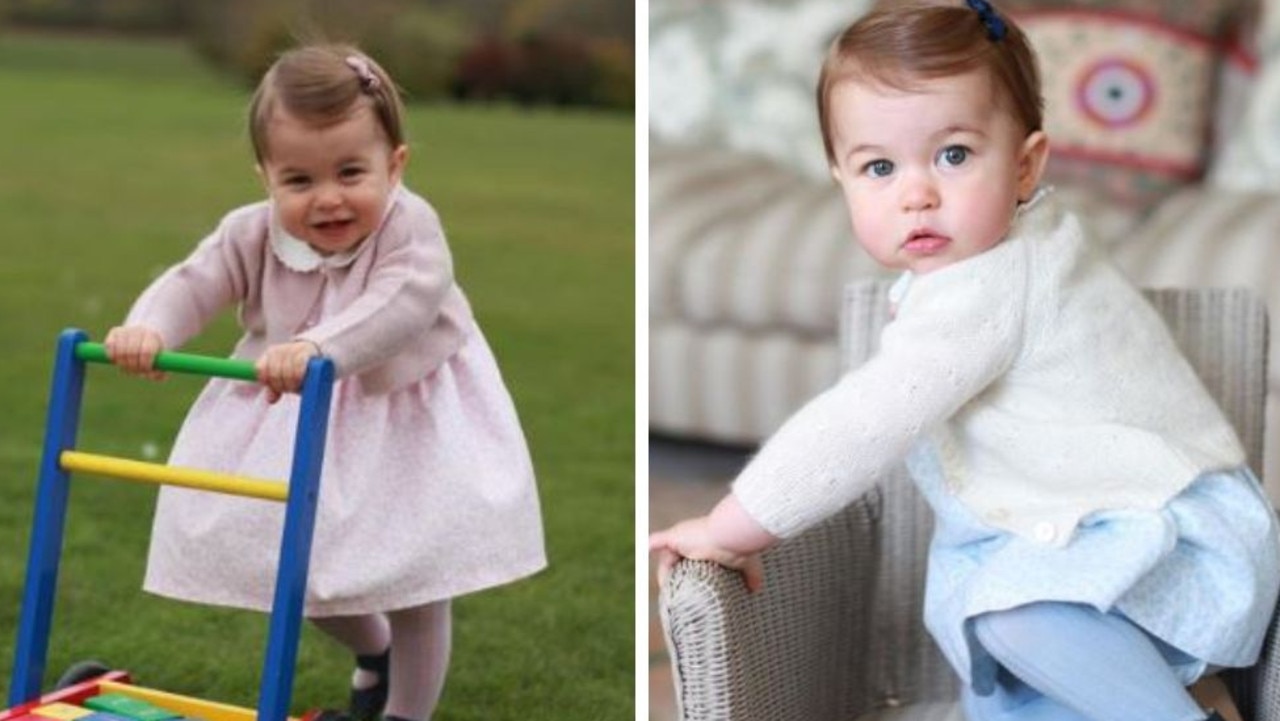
left=998, top=0, right=1257, bottom=210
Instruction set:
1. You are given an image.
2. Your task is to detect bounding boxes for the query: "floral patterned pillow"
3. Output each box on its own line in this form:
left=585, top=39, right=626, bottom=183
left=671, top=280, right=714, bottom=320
left=649, top=0, right=873, bottom=180
left=1000, top=0, right=1259, bottom=209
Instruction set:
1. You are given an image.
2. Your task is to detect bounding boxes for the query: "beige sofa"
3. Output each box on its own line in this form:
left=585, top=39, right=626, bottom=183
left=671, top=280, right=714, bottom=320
left=649, top=0, right=1280, bottom=490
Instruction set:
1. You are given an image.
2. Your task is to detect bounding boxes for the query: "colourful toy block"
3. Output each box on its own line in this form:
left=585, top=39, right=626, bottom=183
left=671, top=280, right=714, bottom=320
left=78, top=715, right=134, bottom=721
left=95, top=681, right=271, bottom=721
left=31, top=705, right=92, bottom=721
left=0, top=670, right=133, bottom=721
left=82, top=696, right=177, bottom=721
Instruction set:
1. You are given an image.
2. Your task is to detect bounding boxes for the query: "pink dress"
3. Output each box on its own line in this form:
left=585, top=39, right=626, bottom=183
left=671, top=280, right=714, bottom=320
left=128, top=187, right=546, bottom=616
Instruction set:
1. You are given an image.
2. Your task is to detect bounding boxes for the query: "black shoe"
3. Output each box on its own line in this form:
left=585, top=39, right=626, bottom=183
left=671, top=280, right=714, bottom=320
left=311, top=711, right=351, bottom=721
left=1204, top=712, right=1226, bottom=721
left=350, top=648, right=391, bottom=721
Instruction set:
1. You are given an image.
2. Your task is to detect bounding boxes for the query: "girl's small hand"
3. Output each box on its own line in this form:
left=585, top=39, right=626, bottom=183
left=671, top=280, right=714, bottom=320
left=256, top=341, right=320, bottom=404
left=104, top=325, right=167, bottom=381
left=649, top=516, right=766, bottom=593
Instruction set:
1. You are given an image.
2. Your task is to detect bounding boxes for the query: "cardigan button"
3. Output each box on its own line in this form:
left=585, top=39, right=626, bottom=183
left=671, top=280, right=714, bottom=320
left=1033, top=522, right=1057, bottom=543
left=984, top=508, right=1010, bottom=524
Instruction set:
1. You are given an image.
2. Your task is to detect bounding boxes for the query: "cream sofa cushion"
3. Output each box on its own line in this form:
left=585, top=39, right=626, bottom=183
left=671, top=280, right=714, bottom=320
left=651, top=142, right=878, bottom=336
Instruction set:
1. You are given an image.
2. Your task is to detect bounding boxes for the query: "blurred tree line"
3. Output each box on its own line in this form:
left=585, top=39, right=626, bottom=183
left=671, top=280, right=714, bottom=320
left=0, top=0, right=634, bottom=110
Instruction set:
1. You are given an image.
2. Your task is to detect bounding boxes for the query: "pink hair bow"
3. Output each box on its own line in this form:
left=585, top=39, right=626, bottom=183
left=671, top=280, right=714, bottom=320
left=345, top=55, right=380, bottom=91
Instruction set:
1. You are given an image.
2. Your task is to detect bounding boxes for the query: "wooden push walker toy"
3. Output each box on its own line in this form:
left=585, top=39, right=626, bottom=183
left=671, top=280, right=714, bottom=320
left=3, top=329, right=337, bottom=721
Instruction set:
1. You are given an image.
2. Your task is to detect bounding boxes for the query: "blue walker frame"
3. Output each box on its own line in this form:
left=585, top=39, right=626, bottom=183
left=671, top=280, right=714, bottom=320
left=7, top=328, right=335, bottom=721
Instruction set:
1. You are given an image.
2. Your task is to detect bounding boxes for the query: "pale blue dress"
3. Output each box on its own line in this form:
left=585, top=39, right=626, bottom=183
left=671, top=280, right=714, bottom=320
left=907, top=439, right=1280, bottom=697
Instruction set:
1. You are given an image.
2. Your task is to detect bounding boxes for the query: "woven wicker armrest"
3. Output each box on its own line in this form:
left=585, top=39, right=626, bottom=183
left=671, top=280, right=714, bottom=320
left=1225, top=617, right=1280, bottom=721
left=660, top=490, right=884, bottom=721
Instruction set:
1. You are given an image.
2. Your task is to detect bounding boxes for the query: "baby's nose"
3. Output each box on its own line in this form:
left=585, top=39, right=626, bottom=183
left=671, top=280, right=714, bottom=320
left=900, top=172, right=939, bottom=212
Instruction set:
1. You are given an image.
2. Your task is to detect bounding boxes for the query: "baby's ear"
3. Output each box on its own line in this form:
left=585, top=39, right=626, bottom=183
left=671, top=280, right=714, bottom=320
left=830, top=164, right=844, bottom=183
left=390, top=144, right=409, bottom=181
left=1017, top=131, right=1050, bottom=202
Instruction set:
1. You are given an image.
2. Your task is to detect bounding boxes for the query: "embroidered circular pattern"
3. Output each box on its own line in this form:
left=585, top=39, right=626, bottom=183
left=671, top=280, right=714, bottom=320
left=1008, top=8, right=1222, bottom=208
left=1076, top=57, right=1156, bottom=129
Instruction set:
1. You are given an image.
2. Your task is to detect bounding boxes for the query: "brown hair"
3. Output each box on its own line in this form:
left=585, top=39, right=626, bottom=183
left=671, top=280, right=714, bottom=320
left=248, top=44, right=405, bottom=162
left=817, top=1, right=1042, bottom=166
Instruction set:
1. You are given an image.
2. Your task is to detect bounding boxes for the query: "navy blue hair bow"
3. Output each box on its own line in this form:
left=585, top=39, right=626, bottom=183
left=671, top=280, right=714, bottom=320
left=966, top=0, right=1007, bottom=41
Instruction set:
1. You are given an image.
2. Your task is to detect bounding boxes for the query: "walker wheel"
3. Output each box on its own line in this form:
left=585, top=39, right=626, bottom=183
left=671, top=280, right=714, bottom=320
left=52, top=660, right=112, bottom=690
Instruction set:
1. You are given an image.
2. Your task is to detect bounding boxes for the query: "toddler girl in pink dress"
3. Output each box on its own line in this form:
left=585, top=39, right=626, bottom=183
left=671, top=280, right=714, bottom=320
left=105, top=44, right=546, bottom=721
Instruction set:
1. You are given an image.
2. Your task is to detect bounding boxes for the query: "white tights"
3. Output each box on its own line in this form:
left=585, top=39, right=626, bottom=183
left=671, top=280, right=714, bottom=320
left=310, top=600, right=452, bottom=721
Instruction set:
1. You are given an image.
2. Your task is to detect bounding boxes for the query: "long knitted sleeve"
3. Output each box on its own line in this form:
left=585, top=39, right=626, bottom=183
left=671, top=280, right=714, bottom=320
left=125, top=208, right=255, bottom=349
left=733, top=243, right=1029, bottom=539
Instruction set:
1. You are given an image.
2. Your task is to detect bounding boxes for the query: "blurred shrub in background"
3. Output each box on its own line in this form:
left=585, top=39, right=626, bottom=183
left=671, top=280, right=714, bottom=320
left=185, top=0, right=472, bottom=102
left=0, top=0, right=634, bottom=111
left=3, top=0, right=185, bottom=33
left=585, top=37, right=633, bottom=110
left=454, top=33, right=634, bottom=110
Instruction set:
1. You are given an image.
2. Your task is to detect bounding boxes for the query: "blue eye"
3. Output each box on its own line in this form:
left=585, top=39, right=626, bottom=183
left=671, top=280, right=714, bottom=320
left=864, top=159, right=894, bottom=178
left=938, top=145, right=969, bottom=167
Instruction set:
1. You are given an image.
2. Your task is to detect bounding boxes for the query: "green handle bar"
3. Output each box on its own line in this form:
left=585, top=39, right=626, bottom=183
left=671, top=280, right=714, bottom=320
left=75, top=342, right=259, bottom=382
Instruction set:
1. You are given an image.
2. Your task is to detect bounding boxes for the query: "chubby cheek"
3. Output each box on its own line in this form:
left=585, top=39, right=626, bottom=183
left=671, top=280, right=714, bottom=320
left=274, top=199, right=309, bottom=236
left=844, top=194, right=898, bottom=266
left=353, top=189, right=389, bottom=217
left=963, top=191, right=1017, bottom=254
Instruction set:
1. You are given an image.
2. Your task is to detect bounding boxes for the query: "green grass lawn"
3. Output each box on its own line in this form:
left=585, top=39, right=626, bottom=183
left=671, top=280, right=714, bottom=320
left=0, top=32, right=634, bottom=719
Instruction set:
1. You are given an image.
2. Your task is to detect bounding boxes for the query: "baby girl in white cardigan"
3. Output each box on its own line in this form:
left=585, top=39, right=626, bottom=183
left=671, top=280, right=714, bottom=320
left=650, top=3, right=1279, bottom=721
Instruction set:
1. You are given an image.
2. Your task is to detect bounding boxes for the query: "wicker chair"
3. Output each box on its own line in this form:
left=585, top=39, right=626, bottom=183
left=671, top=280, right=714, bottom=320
left=658, top=281, right=1277, bottom=721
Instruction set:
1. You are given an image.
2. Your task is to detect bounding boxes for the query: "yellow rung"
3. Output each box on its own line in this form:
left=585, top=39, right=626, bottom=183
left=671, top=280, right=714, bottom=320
left=60, top=450, right=287, bottom=502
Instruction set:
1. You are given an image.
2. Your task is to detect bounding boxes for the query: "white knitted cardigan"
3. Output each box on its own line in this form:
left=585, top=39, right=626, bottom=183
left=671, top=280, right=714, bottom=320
left=732, top=195, right=1245, bottom=547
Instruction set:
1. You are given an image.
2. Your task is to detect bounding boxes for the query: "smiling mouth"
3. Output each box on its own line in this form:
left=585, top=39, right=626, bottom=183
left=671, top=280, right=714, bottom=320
left=312, top=219, right=354, bottom=232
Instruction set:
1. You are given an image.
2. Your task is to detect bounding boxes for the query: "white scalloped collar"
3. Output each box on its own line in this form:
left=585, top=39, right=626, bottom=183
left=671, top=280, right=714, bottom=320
left=267, top=189, right=400, bottom=272
left=1016, top=185, right=1052, bottom=219
left=268, top=216, right=363, bottom=272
